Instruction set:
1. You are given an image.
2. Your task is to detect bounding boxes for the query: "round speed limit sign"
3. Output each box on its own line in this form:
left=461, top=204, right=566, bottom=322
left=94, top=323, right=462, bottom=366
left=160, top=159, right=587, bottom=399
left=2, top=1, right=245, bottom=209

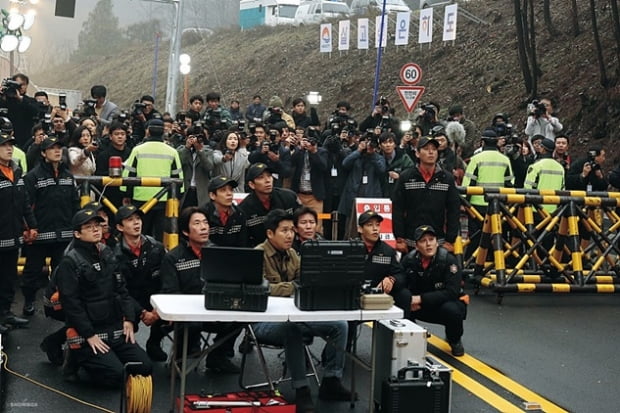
left=400, top=63, right=422, bottom=85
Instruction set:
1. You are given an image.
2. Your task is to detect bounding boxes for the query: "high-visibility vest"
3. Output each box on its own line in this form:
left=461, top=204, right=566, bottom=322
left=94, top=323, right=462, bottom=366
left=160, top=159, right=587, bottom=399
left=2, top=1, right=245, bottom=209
left=524, top=157, right=565, bottom=212
left=462, top=149, right=514, bottom=206
left=122, top=140, right=184, bottom=201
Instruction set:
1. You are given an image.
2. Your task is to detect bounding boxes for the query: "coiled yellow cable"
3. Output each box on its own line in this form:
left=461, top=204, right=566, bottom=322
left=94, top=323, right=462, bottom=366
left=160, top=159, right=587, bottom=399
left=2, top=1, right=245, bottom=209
left=126, top=374, right=153, bottom=413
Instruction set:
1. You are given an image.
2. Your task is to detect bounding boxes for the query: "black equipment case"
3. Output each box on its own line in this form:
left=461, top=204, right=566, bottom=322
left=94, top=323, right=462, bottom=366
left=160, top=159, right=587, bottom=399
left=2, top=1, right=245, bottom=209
left=299, top=240, right=366, bottom=286
left=203, top=279, right=270, bottom=312
left=293, top=281, right=360, bottom=311
left=380, top=365, right=449, bottom=413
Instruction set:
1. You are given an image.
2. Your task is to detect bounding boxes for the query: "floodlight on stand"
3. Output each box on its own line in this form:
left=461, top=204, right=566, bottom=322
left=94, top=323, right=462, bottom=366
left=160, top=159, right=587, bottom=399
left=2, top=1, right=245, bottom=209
left=0, top=34, right=18, bottom=52
left=306, top=91, right=322, bottom=105
left=179, top=64, right=191, bottom=75
left=17, top=35, right=30, bottom=52
left=22, top=10, right=35, bottom=30
left=7, top=12, right=24, bottom=31
left=400, top=120, right=412, bottom=132
left=179, top=53, right=190, bottom=65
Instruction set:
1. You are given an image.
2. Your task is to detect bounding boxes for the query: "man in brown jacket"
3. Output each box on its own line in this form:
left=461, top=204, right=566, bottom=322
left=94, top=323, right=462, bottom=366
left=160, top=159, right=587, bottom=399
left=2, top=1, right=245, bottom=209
left=253, top=209, right=352, bottom=413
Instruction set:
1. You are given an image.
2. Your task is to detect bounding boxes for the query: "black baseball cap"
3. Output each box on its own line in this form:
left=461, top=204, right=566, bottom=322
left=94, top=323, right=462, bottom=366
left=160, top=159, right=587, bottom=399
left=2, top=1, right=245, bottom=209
left=246, top=163, right=274, bottom=182
left=40, top=137, right=64, bottom=150
left=72, top=209, right=105, bottom=230
left=208, top=175, right=238, bottom=192
left=358, top=210, right=383, bottom=226
left=417, top=136, right=440, bottom=150
left=115, top=205, right=144, bottom=222
left=414, top=225, right=437, bottom=241
left=0, top=132, right=15, bottom=146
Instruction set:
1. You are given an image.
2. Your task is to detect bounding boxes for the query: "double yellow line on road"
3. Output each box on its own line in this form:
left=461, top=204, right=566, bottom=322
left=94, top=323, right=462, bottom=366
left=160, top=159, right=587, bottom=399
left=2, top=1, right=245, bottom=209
left=428, top=335, right=569, bottom=413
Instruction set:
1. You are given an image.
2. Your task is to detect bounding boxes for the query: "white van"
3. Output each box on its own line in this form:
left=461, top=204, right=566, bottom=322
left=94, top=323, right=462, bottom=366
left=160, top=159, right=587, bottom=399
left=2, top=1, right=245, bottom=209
left=350, top=0, right=411, bottom=14
left=240, top=0, right=301, bottom=29
left=294, top=1, right=351, bottom=26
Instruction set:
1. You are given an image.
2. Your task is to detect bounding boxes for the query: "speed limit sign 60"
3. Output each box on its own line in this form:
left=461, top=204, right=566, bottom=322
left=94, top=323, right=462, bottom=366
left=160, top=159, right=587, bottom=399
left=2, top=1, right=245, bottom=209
left=400, top=63, right=422, bottom=85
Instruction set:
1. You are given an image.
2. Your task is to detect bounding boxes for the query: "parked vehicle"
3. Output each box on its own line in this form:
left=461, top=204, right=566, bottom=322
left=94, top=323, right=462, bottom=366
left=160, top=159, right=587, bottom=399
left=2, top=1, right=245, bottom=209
left=240, top=0, right=301, bottom=29
left=294, top=1, right=351, bottom=26
left=350, top=0, right=411, bottom=14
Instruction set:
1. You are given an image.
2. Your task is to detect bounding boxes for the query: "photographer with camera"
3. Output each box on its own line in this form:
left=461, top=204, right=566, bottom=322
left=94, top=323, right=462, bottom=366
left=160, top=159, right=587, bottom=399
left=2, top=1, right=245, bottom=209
left=566, top=146, right=607, bottom=192
left=0, top=73, right=40, bottom=150
left=203, top=92, right=232, bottom=133
left=290, top=128, right=329, bottom=233
left=414, top=101, right=444, bottom=136
left=248, top=123, right=292, bottom=188
left=337, top=129, right=387, bottom=237
left=359, top=96, right=401, bottom=141
left=262, top=95, right=295, bottom=130
left=504, top=136, right=534, bottom=188
left=525, top=98, right=563, bottom=142
left=130, top=95, right=161, bottom=142
left=89, top=85, right=120, bottom=127
left=178, top=123, right=214, bottom=209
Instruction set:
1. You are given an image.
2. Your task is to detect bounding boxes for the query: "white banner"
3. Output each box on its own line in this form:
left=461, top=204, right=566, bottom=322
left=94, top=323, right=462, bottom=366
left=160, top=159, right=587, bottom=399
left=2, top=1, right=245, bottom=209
left=339, top=20, right=350, bottom=51
left=442, top=4, right=458, bottom=41
left=395, top=11, right=410, bottom=46
left=320, top=23, right=332, bottom=53
left=375, top=15, right=388, bottom=48
left=418, top=8, right=433, bottom=44
left=357, top=18, right=369, bottom=49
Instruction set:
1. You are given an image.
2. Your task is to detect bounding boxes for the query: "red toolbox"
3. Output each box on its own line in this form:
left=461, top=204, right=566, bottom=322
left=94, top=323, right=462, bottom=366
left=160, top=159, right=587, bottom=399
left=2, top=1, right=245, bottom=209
left=179, top=391, right=295, bottom=412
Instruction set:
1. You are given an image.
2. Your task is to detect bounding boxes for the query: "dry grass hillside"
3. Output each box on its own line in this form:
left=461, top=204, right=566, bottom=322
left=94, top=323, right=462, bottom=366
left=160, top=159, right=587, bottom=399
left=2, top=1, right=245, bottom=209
left=32, top=0, right=620, bottom=164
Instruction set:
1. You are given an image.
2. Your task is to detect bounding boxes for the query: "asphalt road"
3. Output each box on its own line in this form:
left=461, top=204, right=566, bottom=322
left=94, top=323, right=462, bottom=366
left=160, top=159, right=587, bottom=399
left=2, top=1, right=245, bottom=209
left=1, top=289, right=619, bottom=412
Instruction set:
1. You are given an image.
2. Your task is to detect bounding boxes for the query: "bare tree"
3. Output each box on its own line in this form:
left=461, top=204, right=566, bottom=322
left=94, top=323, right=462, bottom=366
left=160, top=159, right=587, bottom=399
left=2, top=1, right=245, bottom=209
left=527, top=0, right=539, bottom=98
left=589, top=0, right=609, bottom=88
left=514, top=0, right=533, bottom=94
left=610, top=0, right=620, bottom=73
left=569, top=0, right=580, bottom=36
left=543, top=0, right=558, bottom=36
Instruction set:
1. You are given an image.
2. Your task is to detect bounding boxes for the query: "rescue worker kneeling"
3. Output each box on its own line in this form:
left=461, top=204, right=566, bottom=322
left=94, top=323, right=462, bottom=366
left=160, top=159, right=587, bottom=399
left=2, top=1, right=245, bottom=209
left=56, top=209, right=152, bottom=386
left=401, top=225, right=468, bottom=357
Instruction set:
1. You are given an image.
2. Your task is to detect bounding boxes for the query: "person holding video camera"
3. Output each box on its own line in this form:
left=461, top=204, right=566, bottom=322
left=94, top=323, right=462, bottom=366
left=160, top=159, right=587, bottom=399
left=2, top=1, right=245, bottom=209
left=262, top=95, right=295, bottom=130
left=0, top=73, right=40, bottom=150
left=203, top=92, right=232, bottom=132
left=525, top=98, right=563, bottom=142
left=129, top=95, right=161, bottom=142
left=414, top=102, right=444, bottom=136
left=359, top=96, right=400, bottom=140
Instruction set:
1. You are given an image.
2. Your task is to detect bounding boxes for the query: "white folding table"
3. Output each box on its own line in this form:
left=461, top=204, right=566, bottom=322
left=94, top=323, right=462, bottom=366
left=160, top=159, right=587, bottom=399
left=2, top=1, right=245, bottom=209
left=151, top=294, right=403, bottom=412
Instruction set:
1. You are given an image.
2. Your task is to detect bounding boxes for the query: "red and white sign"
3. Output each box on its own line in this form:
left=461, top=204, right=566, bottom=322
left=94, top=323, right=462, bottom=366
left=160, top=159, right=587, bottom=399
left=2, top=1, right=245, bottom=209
left=355, top=197, right=395, bottom=248
left=399, top=62, right=422, bottom=85
left=396, top=85, right=425, bottom=113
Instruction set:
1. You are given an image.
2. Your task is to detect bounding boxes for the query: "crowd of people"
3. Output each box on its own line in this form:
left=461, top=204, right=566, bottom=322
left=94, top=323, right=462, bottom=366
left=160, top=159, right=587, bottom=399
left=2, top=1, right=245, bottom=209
left=0, top=72, right=616, bottom=413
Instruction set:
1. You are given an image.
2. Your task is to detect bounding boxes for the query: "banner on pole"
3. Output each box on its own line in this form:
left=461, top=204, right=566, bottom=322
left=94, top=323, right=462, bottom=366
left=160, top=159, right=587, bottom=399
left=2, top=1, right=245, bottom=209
left=443, top=4, right=458, bottom=41
left=395, top=11, right=410, bottom=46
left=418, top=8, right=433, bottom=44
left=320, top=24, right=332, bottom=53
left=357, top=18, right=369, bottom=49
left=339, top=20, right=350, bottom=51
left=375, top=15, right=388, bottom=48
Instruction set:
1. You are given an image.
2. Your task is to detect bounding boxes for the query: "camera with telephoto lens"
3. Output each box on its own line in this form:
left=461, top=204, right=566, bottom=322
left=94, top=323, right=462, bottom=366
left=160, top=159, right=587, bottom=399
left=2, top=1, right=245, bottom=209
left=420, top=103, right=436, bottom=121
left=82, top=99, right=97, bottom=117
left=529, top=100, right=547, bottom=118
left=494, top=122, right=513, bottom=137
left=42, top=114, right=53, bottom=135
left=236, top=119, right=246, bottom=132
left=502, top=134, right=522, bottom=158
left=360, top=129, right=379, bottom=150
left=588, top=150, right=601, bottom=171
left=204, top=108, right=224, bottom=131
left=0, top=79, right=20, bottom=98
left=131, top=100, right=147, bottom=117
left=263, top=131, right=280, bottom=153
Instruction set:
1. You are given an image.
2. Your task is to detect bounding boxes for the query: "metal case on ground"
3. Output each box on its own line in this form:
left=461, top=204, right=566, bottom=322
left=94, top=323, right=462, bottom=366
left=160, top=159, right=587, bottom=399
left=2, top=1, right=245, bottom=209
left=373, top=319, right=428, bottom=405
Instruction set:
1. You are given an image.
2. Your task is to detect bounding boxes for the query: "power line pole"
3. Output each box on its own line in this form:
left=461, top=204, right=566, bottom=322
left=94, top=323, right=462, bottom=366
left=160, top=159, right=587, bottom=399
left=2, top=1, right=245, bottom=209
left=141, top=0, right=184, bottom=115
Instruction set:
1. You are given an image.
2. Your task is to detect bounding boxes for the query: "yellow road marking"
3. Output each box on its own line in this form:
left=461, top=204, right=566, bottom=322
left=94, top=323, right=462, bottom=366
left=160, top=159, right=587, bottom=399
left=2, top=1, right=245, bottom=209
left=428, top=335, right=569, bottom=413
